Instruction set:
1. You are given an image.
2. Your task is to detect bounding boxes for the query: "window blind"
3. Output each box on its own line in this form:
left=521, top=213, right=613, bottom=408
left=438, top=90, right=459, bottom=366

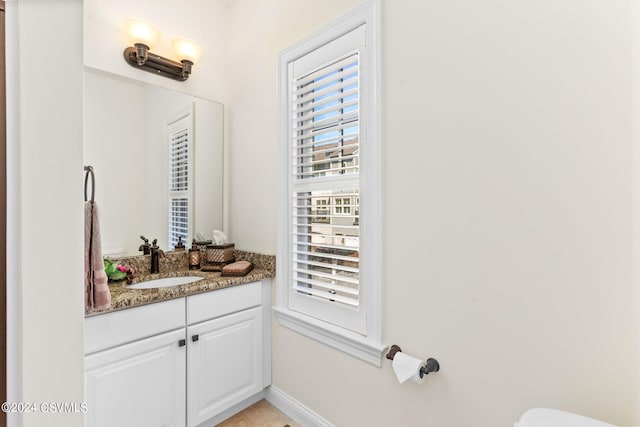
left=168, top=197, right=188, bottom=249
left=168, top=125, right=190, bottom=249
left=169, top=128, right=189, bottom=192
left=291, top=52, right=361, bottom=309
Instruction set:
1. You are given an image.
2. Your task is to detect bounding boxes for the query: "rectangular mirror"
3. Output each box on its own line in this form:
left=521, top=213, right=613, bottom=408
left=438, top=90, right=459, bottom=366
left=83, top=67, right=224, bottom=256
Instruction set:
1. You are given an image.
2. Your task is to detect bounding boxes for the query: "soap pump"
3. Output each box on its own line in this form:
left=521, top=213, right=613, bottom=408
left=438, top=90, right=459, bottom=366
left=189, top=239, right=201, bottom=270
left=174, top=236, right=185, bottom=251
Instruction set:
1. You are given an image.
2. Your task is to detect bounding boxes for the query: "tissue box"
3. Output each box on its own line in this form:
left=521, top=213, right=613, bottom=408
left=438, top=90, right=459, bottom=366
left=195, top=240, right=212, bottom=252
left=202, top=243, right=235, bottom=271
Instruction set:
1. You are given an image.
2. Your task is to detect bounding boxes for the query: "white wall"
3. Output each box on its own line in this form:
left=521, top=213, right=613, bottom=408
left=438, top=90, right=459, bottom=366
left=84, top=0, right=229, bottom=102
left=7, top=0, right=85, bottom=426
left=631, top=2, right=640, bottom=421
left=83, top=70, right=147, bottom=255
left=226, top=1, right=639, bottom=426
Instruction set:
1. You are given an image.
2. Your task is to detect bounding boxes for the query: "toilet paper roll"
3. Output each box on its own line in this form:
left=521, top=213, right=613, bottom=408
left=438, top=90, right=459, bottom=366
left=392, top=352, right=425, bottom=384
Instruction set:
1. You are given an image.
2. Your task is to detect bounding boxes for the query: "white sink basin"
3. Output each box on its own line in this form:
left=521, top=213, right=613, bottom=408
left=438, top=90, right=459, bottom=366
left=127, top=276, right=203, bottom=290
left=516, top=409, right=615, bottom=427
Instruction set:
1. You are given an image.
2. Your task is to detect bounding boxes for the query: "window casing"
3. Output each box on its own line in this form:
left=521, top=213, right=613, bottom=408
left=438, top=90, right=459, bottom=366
left=165, top=105, right=194, bottom=250
left=276, top=1, right=383, bottom=366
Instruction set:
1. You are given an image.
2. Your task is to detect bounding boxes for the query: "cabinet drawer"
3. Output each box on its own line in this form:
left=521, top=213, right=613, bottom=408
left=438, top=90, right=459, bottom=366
left=187, top=281, right=261, bottom=325
left=85, top=298, right=186, bottom=355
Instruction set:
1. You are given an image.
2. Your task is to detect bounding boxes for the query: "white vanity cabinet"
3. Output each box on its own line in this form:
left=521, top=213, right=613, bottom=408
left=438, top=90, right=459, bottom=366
left=85, top=328, right=187, bottom=427
left=185, top=280, right=265, bottom=426
left=84, top=280, right=270, bottom=427
left=187, top=306, right=263, bottom=426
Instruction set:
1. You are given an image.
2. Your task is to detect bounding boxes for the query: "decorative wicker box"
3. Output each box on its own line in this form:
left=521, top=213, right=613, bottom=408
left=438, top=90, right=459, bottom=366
left=202, top=243, right=235, bottom=271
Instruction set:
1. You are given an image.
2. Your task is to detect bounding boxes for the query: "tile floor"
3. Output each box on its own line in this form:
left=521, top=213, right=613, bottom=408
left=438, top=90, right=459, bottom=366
left=215, top=399, right=302, bottom=427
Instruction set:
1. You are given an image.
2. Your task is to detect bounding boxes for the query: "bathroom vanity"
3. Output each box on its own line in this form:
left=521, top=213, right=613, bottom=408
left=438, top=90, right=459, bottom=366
left=84, top=252, right=274, bottom=427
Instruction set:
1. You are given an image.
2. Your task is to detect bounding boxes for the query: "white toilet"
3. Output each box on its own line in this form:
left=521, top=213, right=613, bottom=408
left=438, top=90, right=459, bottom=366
left=516, top=408, right=616, bottom=427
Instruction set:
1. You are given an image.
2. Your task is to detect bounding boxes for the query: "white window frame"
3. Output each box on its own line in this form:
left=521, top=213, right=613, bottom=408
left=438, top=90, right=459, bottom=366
left=275, top=1, right=384, bottom=366
left=165, top=104, right=195, bottom=250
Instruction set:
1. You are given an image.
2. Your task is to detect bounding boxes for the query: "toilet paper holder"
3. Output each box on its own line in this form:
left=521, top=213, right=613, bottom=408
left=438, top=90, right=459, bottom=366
left=386, top=345, right=440, bottom=378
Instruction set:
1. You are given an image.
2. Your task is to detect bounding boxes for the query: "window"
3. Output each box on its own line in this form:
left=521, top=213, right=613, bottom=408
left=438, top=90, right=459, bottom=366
left=276, top=1, right=383, bottom=366
left=166, top=105, right=194, bottom=250
left=334, top=197, right=352, bottom=215
left=313, top=198, right=329, bottom=223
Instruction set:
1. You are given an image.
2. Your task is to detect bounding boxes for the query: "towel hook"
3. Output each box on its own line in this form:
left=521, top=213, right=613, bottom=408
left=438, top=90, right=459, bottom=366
left=84, top=165, right=95, bottom=202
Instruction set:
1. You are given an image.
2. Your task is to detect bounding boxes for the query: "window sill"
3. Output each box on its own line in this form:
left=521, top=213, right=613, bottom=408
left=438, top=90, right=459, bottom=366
left=273, top=307, right=386, bottom=367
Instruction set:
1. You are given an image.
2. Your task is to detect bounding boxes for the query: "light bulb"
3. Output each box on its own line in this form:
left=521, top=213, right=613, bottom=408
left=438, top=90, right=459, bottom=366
left=124, top=19, right=159, bottom=49
left=172, top=38, right=203, bottom=64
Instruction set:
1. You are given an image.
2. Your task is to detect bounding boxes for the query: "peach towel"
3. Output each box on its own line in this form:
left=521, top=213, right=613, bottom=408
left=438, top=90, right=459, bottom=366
left=84, top=201, right=111, bottom=312
left=220, top=260, right=254, bottom=277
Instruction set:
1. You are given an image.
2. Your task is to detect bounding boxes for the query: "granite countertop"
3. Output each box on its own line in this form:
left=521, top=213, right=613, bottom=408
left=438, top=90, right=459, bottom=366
left=86, top=250, right=275, bottom=318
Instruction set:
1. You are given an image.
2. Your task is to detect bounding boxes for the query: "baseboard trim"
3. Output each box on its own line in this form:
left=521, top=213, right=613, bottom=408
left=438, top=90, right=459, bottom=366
left=265, top=385, right=334, bottom=427
left=196, top=391, right=264, bottom=427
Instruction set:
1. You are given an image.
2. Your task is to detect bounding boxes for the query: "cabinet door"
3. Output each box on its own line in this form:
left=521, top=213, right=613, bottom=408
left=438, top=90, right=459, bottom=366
left=85, top=329, right=186, bottom=427
left=187, top=307, right=263, bottom=427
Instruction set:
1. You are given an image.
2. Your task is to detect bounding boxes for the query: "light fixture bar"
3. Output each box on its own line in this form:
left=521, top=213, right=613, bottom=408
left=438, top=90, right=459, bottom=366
left=123, top=46, right=191, bottom=81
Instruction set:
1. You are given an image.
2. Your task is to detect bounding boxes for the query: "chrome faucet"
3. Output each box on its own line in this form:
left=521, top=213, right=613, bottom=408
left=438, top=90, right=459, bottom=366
left=149, top=239, right=165, bottom=274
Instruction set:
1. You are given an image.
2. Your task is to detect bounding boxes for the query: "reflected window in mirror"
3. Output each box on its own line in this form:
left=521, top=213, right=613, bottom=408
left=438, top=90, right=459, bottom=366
left=166, top=104, right=194, bottom=250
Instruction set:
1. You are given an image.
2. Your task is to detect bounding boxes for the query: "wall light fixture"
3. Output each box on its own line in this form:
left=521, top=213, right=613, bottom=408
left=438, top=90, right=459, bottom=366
left=123, top=19, right=202, bottom=82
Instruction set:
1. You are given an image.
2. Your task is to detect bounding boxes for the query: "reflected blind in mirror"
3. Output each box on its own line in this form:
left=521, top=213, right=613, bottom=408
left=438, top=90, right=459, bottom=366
left=167, top=106, right=193, bottom=250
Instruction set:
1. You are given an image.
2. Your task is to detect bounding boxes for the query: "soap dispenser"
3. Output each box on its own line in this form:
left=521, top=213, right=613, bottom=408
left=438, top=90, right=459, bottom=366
left=174, top=236, right=185, bottom=251
left=189, top=239, right=201, bottom=270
